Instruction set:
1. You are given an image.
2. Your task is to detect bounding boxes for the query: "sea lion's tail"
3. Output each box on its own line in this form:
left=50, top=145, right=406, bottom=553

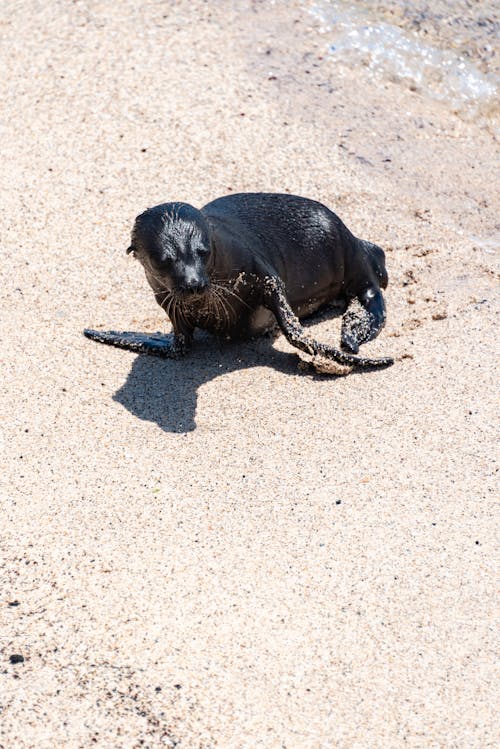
left=361, top=240, right=389, bottom=289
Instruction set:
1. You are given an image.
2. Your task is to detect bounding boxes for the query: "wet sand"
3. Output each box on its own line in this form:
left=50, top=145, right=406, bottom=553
left=1, top=1, right=498, bottom=747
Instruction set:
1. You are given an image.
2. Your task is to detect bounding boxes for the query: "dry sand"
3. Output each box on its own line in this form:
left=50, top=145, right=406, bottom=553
left=1, top=1, right=498, bottom=747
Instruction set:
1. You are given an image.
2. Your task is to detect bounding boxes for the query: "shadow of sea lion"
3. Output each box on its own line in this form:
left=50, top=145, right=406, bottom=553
left=111, top=304, right=353, bottom=433
left=112, top=333, right=305, bottom=433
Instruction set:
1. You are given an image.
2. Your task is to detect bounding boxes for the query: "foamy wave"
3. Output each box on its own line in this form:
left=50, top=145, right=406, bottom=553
left=308, top=0, right=499, bottom=124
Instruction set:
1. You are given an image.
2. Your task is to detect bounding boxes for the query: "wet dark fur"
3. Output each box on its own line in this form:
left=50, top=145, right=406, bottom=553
left=85, top=193, right=393, bottom=370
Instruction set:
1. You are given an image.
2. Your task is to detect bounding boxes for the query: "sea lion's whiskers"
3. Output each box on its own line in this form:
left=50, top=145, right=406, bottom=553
left=213, top=282, right=252, bottom=311
left=209, top=280, right=246, bottom=311
left=176, top=296, right=191, bottom=331
left=216, top=288, right=231, bottom=328
left=158, top=291, right=176, bottom=325
left=149, top=272, right=169, bottom=288
left=221, top=290, right=236, bottom=326
left=212, top=286, right=232, bottom=328
left=207, top=287, right=225, bottom=327
left=164, top=295, right=175, bottom=320
left=174, top=298, right=185, bottom=331
left=168, top=296, right=178, bottom=330
left=220, top=292, right=233, bottom=328
left=158, top=290, right=172, bottom=308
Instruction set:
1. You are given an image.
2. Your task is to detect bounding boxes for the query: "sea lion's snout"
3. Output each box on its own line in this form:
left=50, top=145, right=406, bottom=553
left=178, top=277, right=209, bottom=295
left=173, top=258, right=210, bottom=296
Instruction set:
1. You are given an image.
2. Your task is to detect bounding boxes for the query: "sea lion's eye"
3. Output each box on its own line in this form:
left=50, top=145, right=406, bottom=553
left=149, top=254, right=173, bottom=273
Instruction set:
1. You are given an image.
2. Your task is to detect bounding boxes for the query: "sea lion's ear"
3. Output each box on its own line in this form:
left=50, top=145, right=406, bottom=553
left=126, top=245, right=135, bottom=255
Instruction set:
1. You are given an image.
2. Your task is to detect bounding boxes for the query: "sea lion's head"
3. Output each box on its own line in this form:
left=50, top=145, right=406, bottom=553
left=127, top=202, right=211, bottom=297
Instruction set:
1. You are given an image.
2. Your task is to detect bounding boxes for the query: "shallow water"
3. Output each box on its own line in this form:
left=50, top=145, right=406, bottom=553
left=307, top=0, right=499, bottom=126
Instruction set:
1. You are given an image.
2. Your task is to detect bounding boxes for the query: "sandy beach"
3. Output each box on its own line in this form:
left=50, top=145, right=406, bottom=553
left=1, top=1, right=498, bottom=746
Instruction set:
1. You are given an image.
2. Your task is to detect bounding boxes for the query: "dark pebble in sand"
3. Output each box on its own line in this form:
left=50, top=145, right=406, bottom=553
left=9, top=654, right=24, bottom=664
left=8, top=600, right=20, bottom=606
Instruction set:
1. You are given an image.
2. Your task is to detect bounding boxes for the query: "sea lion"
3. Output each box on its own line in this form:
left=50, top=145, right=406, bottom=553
left=84, top=193, right=393, bottom=370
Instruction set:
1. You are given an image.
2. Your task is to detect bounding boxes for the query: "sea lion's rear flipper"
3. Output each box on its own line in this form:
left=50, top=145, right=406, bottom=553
left=341, top=287, right=387, bottom=354
left=262, top=277, right=393, bottom=370
left=83, top=329, right=190, bottom=358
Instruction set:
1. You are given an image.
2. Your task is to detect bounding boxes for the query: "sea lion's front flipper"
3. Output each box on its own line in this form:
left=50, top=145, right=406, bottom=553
left=83, top=329, right=190, bottom=358
left=341, top=288, right=387, bottom=354
left=262, top=277, right=393, bottom=370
